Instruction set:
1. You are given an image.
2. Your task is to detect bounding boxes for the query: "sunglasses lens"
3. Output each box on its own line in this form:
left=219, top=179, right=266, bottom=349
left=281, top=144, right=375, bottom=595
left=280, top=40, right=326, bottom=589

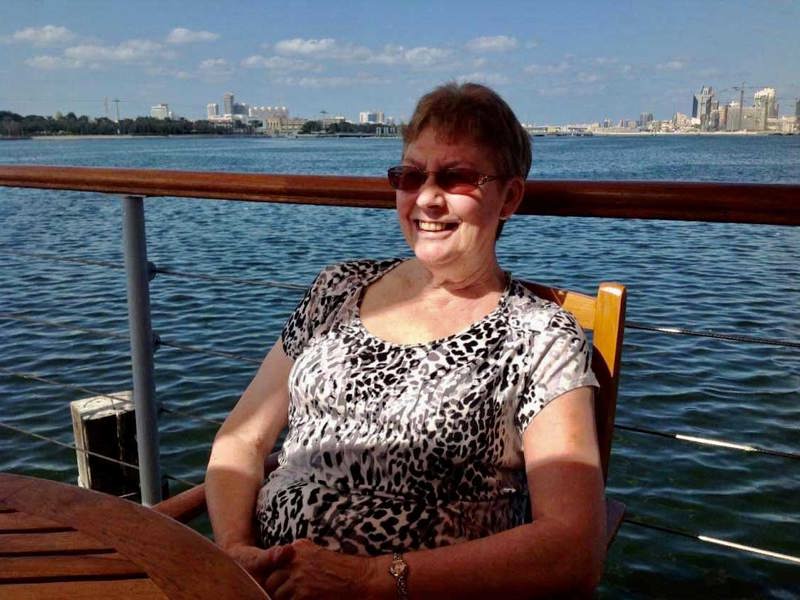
left=388, top=166, right=425, bottom=191
left=438, top=169, right=480, bottom=193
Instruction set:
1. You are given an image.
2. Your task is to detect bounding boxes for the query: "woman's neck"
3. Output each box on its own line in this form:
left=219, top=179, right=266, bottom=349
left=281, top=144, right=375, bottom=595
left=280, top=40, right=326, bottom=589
left=405, top=257, right=507, bottom=300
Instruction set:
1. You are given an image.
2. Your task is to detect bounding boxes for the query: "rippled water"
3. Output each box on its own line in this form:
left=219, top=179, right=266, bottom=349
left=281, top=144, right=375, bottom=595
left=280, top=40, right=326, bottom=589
left=1, top=135, right=799, bottom=598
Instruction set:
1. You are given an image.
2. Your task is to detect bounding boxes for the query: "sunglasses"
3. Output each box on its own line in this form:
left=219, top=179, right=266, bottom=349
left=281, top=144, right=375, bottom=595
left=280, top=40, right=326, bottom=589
left=387, top=165, right=503, bottom=193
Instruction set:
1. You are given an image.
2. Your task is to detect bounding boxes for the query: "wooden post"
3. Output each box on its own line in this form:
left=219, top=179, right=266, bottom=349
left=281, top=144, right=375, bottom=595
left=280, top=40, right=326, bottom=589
left=70, top=392, right=140, bottom=497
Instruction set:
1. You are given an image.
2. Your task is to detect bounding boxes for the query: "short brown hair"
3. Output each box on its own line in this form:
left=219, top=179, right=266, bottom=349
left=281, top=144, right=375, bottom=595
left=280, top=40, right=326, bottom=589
left=403, top=82, right=532, bottom=179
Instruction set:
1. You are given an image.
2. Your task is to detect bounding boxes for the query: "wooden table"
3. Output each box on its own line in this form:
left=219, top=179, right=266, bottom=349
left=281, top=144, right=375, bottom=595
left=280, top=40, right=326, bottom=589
left=0, top=473, right=269, bottom=599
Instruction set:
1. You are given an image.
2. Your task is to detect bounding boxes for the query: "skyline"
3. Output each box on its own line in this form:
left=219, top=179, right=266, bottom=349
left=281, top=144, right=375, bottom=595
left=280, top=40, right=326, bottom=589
left=2, top=1, right=799, bottom=124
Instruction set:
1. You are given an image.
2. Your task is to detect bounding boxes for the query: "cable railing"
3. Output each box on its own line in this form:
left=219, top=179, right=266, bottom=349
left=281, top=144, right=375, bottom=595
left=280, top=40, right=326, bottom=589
left=1, top=165, right=799, bottom=570
left=3, top=307, right=800, bottom=460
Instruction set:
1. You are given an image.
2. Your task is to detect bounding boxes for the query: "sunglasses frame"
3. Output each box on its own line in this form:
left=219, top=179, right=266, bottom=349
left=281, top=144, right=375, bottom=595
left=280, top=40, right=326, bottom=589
left=387, top=165, right=503, bottom=193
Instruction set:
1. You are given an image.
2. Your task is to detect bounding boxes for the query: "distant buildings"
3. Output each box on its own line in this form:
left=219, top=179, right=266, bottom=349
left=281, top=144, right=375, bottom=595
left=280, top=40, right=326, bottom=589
left=584, top=84, right=798, bottom=134
left=150, top=103, right=172, bottom=120
left=203, top=92, right=305, bottom=135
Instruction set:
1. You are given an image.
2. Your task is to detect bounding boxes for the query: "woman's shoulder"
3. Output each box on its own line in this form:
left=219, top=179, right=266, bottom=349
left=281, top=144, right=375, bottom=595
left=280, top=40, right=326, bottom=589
left=310, top=258, right=403, bottom=294
left=505, top=279, right=583, bottom=335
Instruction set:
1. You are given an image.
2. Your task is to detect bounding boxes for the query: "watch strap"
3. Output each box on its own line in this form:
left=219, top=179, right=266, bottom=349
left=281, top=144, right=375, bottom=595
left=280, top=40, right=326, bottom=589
left=388, top=552, right=409, bottom=600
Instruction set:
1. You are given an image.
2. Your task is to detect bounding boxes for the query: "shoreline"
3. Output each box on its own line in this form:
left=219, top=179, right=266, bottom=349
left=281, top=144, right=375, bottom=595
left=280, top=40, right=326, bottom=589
left=584, top=130, right=794, bottom=136
left=2, top=131, right=793, bottom=141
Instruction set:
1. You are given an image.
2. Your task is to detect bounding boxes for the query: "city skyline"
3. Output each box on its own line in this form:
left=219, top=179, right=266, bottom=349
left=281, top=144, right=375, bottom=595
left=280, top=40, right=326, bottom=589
left=2, top=0, right=799, bottom=124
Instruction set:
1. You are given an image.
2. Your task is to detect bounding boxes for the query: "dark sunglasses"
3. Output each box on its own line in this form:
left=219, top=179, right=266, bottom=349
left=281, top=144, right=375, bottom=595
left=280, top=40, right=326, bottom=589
left=387, top=165, right=503, bottom=193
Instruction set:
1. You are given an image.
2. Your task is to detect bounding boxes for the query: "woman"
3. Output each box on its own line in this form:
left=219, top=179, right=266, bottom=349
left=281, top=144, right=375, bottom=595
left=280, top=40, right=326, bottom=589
left=206, top=82, right=606, bottom=599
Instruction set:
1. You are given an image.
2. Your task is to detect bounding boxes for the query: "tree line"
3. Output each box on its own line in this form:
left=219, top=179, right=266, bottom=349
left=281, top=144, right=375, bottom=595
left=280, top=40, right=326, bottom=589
left=0, top=110, right=250, bottom=137
left=299, top=120, right=397, bottom=135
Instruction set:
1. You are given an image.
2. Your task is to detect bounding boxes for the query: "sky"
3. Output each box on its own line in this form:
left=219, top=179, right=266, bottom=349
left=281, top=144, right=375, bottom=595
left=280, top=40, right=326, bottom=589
left=1, top=0, right=799, bottom=124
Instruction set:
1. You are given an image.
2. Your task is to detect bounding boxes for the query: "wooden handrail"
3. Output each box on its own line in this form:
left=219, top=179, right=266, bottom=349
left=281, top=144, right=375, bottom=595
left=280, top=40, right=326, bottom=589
left=1, top=165, right=798, bottom=225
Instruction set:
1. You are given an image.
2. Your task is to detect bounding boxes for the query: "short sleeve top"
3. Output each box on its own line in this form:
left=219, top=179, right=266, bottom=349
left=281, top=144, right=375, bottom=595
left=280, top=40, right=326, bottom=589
left=256, top=259, right=598, bottom=555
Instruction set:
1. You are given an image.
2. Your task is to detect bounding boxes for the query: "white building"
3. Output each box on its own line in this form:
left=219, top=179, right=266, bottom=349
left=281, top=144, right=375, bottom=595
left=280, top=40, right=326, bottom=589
left=150, top=103, right=172, bottom=120
left=754, top=88, right=778, bottom=119
left=207, top=103, right=219, bottom=119
left=359, top=111, right=385, bottom=124
left=249, top=106, right=289, bottom=120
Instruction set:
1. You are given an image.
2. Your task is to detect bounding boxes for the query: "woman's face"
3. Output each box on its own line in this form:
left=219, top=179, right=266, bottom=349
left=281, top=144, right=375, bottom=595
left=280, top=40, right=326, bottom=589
left=397, top=127, right=521, bottom=272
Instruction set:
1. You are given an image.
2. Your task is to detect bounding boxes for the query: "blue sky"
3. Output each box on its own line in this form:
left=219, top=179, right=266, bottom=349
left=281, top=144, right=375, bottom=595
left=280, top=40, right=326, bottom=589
left=2, top=0, right=798, bottom=124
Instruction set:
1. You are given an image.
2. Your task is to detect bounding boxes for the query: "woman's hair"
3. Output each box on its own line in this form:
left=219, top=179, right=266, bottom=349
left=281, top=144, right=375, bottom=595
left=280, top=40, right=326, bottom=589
left=402, top=82, right=532, bottom=179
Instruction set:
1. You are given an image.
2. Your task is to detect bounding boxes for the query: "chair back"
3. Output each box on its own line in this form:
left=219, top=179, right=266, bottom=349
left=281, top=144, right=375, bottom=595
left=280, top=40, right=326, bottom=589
left=522, top=281, right=627, bottom=483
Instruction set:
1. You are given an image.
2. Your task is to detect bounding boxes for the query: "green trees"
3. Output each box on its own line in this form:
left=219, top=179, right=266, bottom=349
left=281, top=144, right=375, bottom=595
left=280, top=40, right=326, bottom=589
left=299, top=120, right=323, bottom=134
left=0, top=110, right=239, bottom=137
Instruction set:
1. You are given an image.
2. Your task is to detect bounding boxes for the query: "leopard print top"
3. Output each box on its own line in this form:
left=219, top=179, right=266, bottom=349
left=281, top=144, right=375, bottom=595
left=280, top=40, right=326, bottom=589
left=255, top=259, right=597, bottom=555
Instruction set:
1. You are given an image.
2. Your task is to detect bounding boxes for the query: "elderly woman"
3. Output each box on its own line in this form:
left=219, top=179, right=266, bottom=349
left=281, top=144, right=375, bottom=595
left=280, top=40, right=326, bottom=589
left=205, top=82, right=606, bottom=599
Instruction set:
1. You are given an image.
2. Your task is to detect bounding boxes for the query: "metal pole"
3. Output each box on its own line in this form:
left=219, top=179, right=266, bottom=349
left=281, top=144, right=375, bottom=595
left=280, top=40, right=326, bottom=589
left=121, top=195, right=161, bottom=505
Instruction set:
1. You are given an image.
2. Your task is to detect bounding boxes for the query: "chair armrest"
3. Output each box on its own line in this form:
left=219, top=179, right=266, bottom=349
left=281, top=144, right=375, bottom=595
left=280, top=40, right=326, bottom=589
left=152, top=483, right=207, bottom=523
left=152, top=452, right=282, bottom=524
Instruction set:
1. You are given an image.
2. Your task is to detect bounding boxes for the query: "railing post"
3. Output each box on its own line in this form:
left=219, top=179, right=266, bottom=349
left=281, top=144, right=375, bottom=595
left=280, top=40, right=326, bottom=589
left=121, top=195, right=161, bottom=505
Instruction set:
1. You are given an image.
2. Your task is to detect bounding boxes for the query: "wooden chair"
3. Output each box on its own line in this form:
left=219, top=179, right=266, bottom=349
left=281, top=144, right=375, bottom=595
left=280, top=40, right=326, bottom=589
left=154, top=281, right=627, bottom=547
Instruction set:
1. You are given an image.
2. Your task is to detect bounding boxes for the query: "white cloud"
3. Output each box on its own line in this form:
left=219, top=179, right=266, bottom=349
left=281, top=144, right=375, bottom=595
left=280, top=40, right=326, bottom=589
left=364, top=44, right=452, bottom=68
left=577, top=72, right=602, bottom=83
left=592, top=57, right=618, bottom=66
left=275, top=74, right=389, bottom=88
left=275, top=37, right=372, bottom=61
left=6, top=25, right=75, bottom=46
left=403, top=46, right=452, bottom=67
left=274, top=37, right=338, bottom=56
left=64, top=39, right=169, bottom=62
left=166, top=27, right=219, bottom=44
left=473, top=57, right=488, bottom=68
left=25, top=55, right=83, bottom=69
left=536, top=86, right=571, bottom=97
left=272, top=38, right=451, bottom=67
left=524, top=39, right=540, bottom=49
left=456, top=72, right=510, bottom=85
left=241, top=54, right=321, bottom=72
left=466, top=35, right=518, bottom=52
left=198, top=58, right=233, bottom=81
left=657, top=60, right=686, bottom=71
left=524, top=61, right=570, bottom=75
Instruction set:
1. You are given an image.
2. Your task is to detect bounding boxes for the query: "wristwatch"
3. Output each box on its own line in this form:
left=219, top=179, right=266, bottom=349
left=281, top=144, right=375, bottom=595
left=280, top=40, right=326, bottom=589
left=388, top=552, right=409, bottom=599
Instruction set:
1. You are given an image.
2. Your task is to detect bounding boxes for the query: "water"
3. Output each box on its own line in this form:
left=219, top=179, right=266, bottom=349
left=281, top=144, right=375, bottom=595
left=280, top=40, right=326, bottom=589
left=1, top=135, right=798, bottom=598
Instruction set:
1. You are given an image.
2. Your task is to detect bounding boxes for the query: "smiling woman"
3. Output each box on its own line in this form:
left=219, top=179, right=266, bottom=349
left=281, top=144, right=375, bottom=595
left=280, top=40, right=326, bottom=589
left=205, top=82, right=606, bottom=599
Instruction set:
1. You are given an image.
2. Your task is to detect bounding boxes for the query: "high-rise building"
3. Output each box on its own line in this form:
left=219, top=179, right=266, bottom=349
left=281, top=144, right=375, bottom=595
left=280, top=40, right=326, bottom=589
left=223, top=92, right=234, bottom=116
left=207, top=103, right=219, bottom=119
left=795, top=98, right=800, bottom=119
left=638, top=112, right=654, bottom=128
left=692, top=86, right=715, bottom=129
left=150, top=103, right=171, bottom=120
left=754, top=88, right=778, bottom=119
left=719, top=104, right=728, bottom=130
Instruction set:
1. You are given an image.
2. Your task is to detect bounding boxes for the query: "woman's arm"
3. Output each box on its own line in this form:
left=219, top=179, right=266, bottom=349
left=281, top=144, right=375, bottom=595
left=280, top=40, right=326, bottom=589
left=205, top=340, right=292, bottom=554
left=265, top=386, right=606, bottom=599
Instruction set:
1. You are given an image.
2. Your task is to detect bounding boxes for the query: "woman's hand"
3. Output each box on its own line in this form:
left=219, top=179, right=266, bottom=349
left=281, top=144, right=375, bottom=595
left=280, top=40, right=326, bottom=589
left=225, top=542, right=296, bottom=583
left=263, top=539, right=381, bottom=600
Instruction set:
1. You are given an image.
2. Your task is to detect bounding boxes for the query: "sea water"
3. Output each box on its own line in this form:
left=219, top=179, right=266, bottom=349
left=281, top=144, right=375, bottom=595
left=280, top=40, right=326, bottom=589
left=1, top=135, right=798, bottom=598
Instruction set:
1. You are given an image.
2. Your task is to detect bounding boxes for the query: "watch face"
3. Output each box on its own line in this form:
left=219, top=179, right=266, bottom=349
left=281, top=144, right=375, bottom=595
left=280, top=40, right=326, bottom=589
left=390, top=561, right=408, bottom=577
